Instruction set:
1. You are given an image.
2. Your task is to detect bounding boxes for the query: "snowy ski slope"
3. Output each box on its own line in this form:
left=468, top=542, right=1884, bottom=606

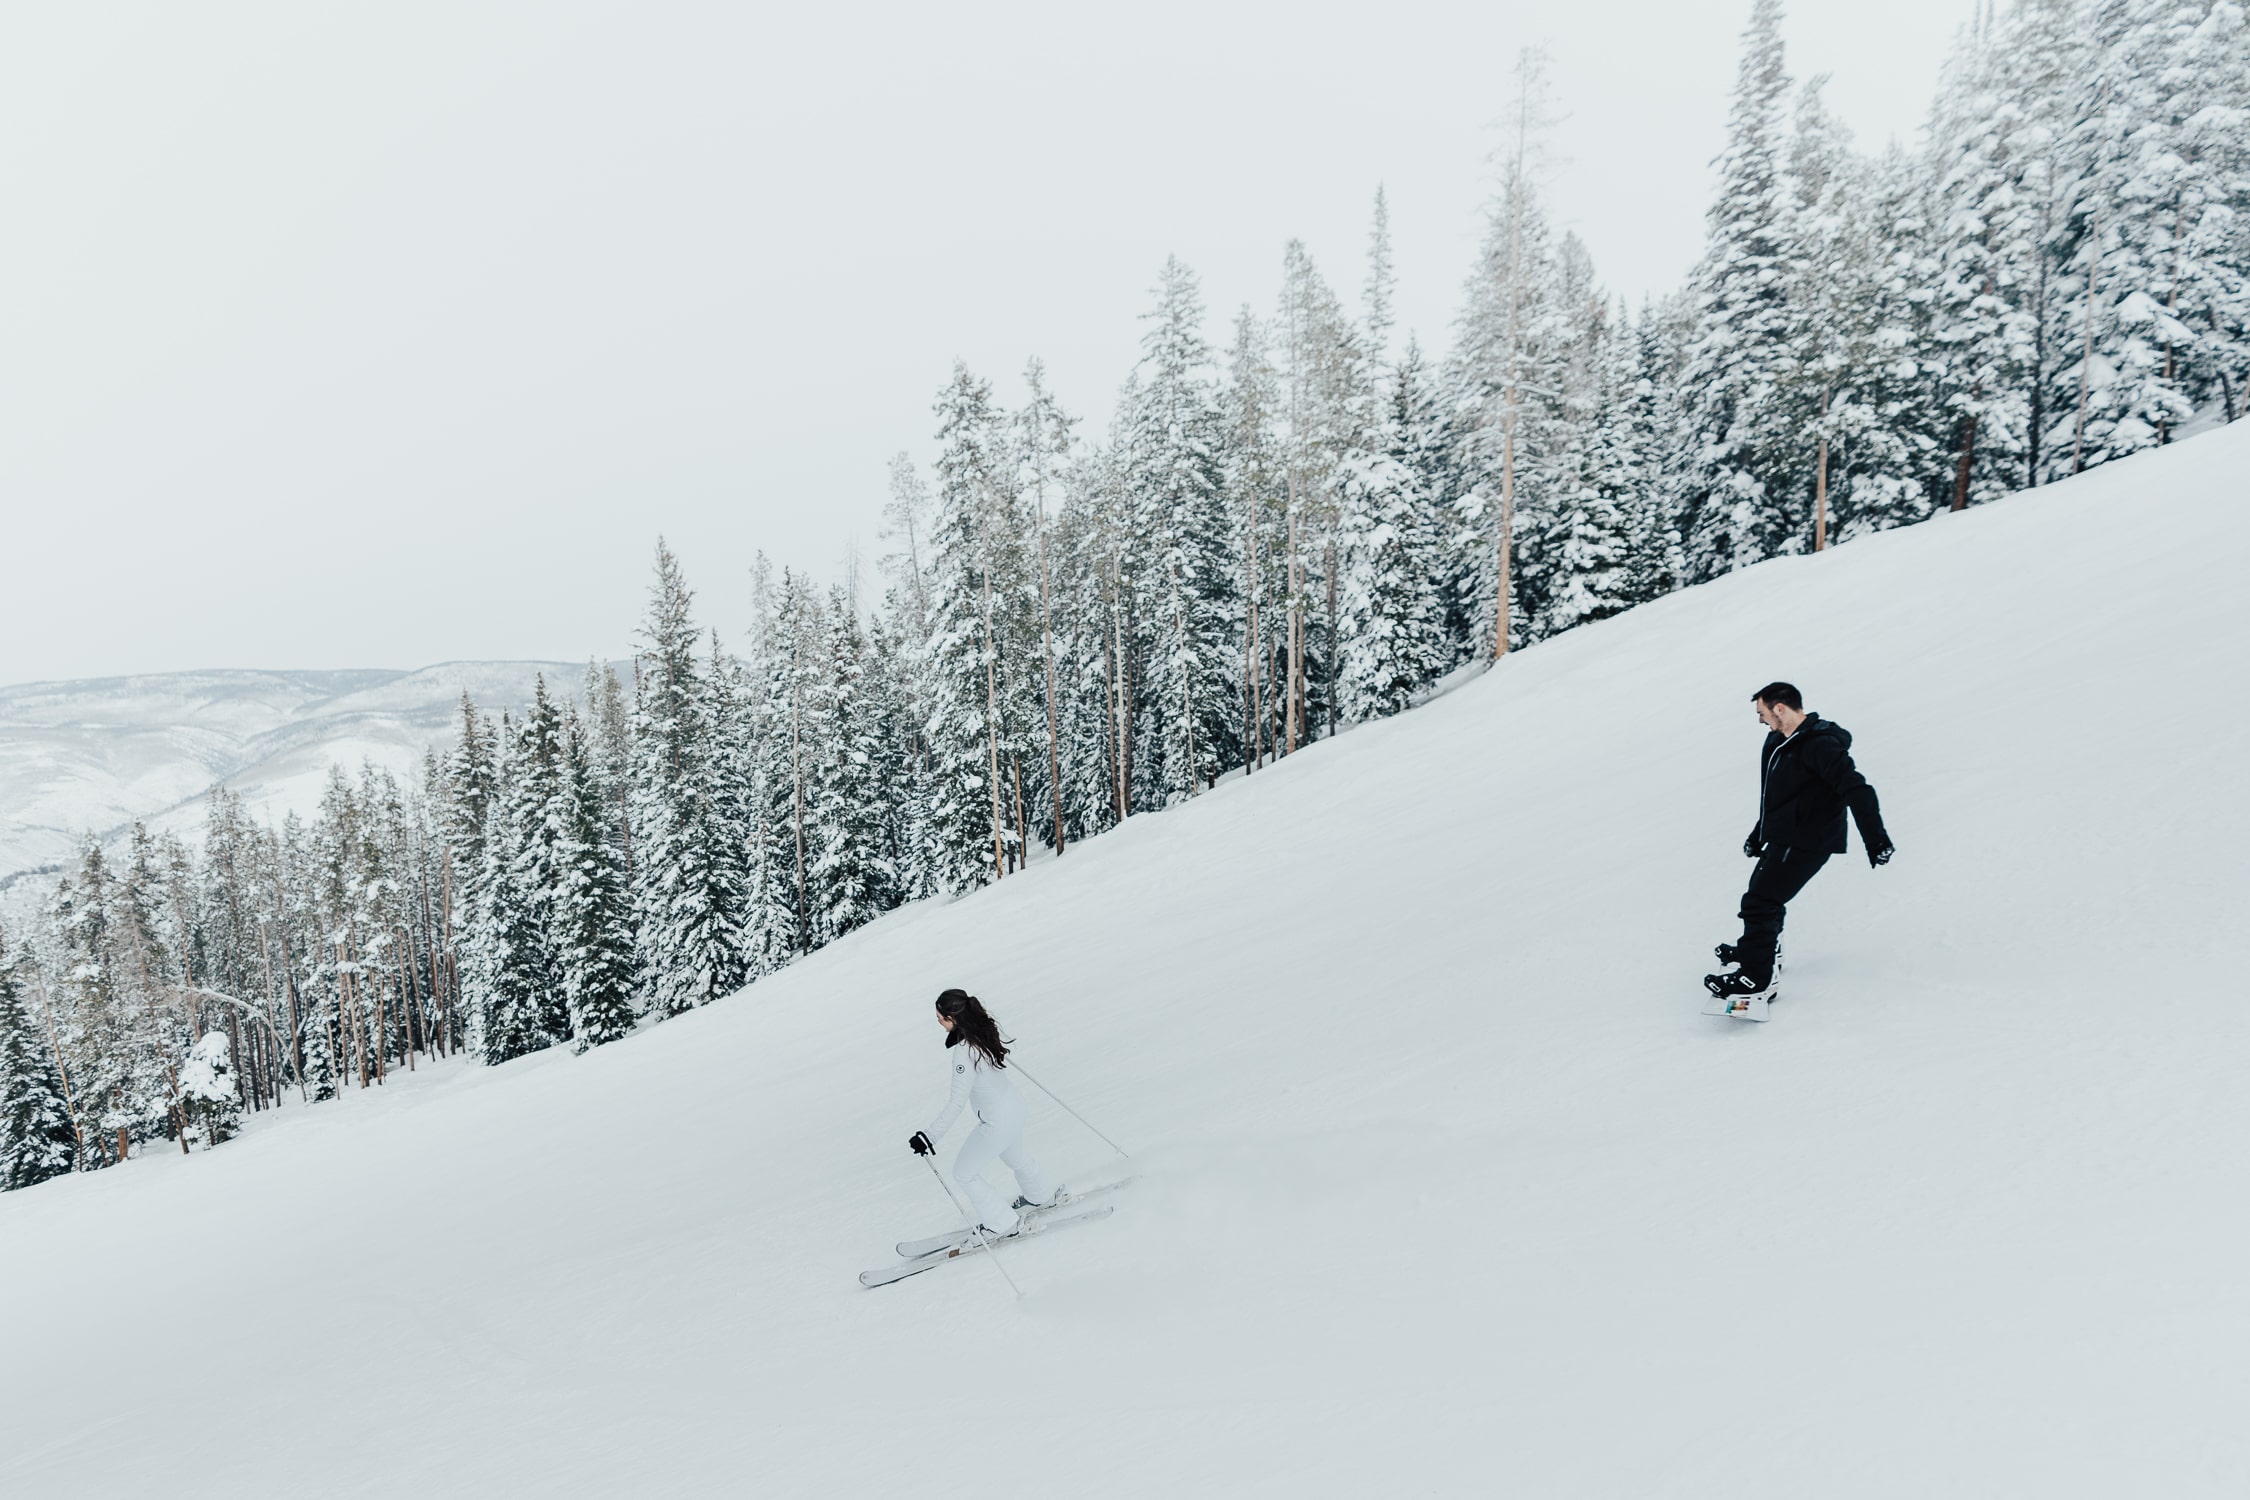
left=4, top=425, right=2247, bottom=1497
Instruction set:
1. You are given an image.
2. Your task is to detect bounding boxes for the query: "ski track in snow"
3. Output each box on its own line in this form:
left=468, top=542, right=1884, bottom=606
left=4, top=425, right=2248, bottom=1496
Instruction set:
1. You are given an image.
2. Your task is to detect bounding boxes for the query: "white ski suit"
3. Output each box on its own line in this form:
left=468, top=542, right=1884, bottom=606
left=926, top=1042, right=1055, bottom=1234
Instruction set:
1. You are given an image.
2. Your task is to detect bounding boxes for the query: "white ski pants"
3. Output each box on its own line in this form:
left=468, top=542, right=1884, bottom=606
left=952, top=1091, right=1054, bottom=1234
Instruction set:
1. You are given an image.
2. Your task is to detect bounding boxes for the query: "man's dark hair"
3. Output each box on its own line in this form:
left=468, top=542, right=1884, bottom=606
left=1753, top=681, right=1803, bottom=711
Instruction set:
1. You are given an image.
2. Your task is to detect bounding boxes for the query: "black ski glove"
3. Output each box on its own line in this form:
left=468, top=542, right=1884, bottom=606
left=1744, top=828, right=1764, bottom=859
left=908, top=1131, right=934, bottom=1157
left=1867, top=837, right=1895, bottom=868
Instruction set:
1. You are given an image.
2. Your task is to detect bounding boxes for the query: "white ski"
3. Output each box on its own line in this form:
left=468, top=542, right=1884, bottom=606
left=859, top=1204, right=1115, bottom=1289
left=893, top=1177, right=1136, bottom=1260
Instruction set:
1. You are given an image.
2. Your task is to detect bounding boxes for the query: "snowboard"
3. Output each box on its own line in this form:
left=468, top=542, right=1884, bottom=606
left=1701, top=982, right=1775, bottom=1021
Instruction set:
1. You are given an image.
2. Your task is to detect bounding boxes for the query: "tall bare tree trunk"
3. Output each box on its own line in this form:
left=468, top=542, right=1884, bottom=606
left=439, top=853, right=457, bottom=1058
left=29, top=970, right=83, bottom=1169
left=1492, top=80, right=1531, bottom=662
left=1285, top=485, right=1304, bottom=755
left=1243, top=483, right=1264, bottom=772
left=1103, top=578, right=1124, bottom=823
left=790, top=660, right=809, bottom=947
left=1010, top=755, right=1028, bottom=868
left=272, top=915, right=308, bottom=1096
left=1031, top=476, right=1066, bottom=855
left=1111, top=556, right=1132, bottom=819
left=1174, top=588, right=1197, bottom=796
left=1322, top=541, right=1339, bottom=741
left=2069, top=206, right=2101, bottom=476
left=1493, top=421, right=1517, bottom=658
left=980, top=567, right=1006, bottom=882
left=2159, top=204, right=2183, bottom=445
left=1815, top=385, right=1833, bottom=546
left=393, top=928, right=418, bottom=1072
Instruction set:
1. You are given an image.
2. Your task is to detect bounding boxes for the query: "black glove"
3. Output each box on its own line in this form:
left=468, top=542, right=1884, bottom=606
left=1744, top=828, right=1764, bottom=859
left=1868, top=837, right=1894, bottom=868
left=907, top=1131, right=934, bottom=1157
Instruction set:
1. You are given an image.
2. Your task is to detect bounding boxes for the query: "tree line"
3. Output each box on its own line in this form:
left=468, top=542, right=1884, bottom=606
left=3, top=0, right=2242, bottom=1189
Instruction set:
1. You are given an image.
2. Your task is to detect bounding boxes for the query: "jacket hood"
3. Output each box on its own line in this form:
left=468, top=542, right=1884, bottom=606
left=1800, top=713, right=1851, bottom=752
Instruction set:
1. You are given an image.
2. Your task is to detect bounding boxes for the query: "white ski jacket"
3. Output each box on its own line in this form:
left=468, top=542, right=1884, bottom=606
left=925, top=1042, right=1023, bottom=1141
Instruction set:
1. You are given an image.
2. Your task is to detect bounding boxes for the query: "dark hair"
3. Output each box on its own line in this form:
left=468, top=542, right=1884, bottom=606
left=1752, top=681, right=1803, bottom=711
left=935, top=989, right=1009, bottom=1068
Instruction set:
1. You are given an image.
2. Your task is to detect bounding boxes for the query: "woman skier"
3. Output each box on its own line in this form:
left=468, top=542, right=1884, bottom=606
left=907, top=989, right=1059, bottom=1236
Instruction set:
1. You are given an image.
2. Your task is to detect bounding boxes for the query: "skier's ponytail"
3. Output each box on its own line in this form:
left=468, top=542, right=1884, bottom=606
left=935, top=989, right=1009, bottom=1068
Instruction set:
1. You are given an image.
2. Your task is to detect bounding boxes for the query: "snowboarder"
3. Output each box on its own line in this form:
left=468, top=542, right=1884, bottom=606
left=1706, top=683, right=1894, bottom=1003
left=908, top=990, right=1059, bottom=1236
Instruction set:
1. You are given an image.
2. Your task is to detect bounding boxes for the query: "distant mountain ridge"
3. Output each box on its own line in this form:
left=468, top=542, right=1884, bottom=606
left=0, top=662, right=579, bottom=889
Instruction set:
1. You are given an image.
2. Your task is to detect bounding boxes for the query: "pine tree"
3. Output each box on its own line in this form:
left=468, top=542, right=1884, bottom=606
left=811, top=588, right=899, bottom=941
left=1275, top=240, right=1365, bottom=741
left=2054, top=2, right=2204, bottom=469
left=174, top=1031, right=240, bottom=1148
left=468, top=716, right=558, bottom=1064
left=1336, top=353, right=1448, bottom=719
left=1927, top=19, right=2041, bottom=507
left=1450, top=50, right=1568, bottom=653
left=630, top=543, right=751, bottom=1013
left=1537, top=294, right=1639, bottom=637
left=555, top=707, right=639, bottom=1049
left=1220, top=305, right=1287, bottom=768
left=1364, top=185, right=1397, bottom=374
left=1118, top=257, right=1238, bottom=797
left=1679, top=0, right=1806, bottom=578
left=1618, top=299, right=1690, bottom=606
left=0, top=934, right=78, bottom=1188
left=1016, top=359, right=1078, bottom=853
left=925, top=362, right=1028, bottom=890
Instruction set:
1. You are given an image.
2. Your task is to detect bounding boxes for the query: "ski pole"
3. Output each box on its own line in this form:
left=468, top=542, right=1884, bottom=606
left=922, top=1155, right=1023, bottom=1300
left=1012, top=1063, right=1130, bottom=1160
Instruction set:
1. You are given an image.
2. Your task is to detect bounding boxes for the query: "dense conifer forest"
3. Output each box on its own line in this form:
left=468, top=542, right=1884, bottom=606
left=3, top=0, right=2243, bottom=1188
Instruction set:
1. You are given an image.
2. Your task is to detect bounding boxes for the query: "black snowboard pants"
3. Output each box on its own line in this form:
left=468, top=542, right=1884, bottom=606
left=1736, top=845, right=1832, bottom=979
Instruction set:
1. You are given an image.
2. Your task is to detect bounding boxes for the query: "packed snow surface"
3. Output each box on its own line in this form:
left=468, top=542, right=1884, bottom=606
left=5, top=426, right=2247, bottom=1496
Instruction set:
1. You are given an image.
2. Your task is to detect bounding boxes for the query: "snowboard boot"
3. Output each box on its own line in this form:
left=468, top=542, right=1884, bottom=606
left=1704, top=967, right=1774, bottom=1001
left=1713, top=940, right=1782, bottom=972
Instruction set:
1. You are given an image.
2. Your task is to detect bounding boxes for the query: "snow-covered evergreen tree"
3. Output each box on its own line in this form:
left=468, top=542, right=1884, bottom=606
left=1679, top=0, right=1806, bottom=578
left=924, top=363, right=1029, bottom=890
left=1450, top=52, right=1569, bottom=653
left=1274, top=240, right=1365, bottom=739
left=175, top=1031, right=241, bottom=1148
left=1536, top=293, right=1639, bottom=638
left=555, top=707, right=639, bottom=1049
left=630, top=543, right=752, bottom=1014
left=1118, top=257, right=1238, bottom=796
left=0, top=935, right=78, bottom=1188
left=1336, top=356, right=1448, bottom=719
left=810, top=588, right=899, bottom=941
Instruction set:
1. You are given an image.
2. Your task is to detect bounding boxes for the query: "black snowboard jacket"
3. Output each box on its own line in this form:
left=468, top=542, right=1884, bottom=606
left=1749, top=714, right=1889, bottom=859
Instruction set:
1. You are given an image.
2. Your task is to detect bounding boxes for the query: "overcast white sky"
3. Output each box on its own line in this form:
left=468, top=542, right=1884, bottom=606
left=0, top=0, right=1975, bottom=686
